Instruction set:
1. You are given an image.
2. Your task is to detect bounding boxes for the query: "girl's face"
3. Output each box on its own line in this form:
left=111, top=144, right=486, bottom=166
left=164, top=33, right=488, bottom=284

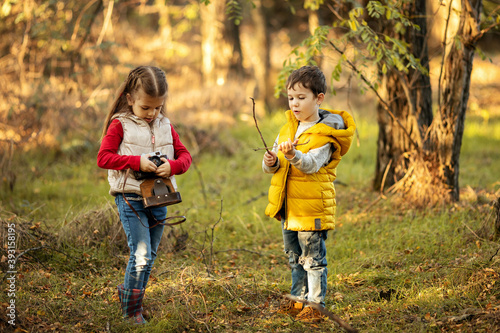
left=287, top=83, right=324, bottom=123
left=127, top=89, right=166, bottom=123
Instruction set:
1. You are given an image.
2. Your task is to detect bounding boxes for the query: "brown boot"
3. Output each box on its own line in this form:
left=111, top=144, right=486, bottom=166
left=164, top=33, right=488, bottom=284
left=296, top=306, right=325, bottom=323
left=277, top=299, right=304, bottom=316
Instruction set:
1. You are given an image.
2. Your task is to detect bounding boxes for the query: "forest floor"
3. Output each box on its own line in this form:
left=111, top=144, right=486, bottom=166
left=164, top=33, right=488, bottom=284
left=1, top=105, right=499, bottom=333
left=1, top=52, right=500, bottom=333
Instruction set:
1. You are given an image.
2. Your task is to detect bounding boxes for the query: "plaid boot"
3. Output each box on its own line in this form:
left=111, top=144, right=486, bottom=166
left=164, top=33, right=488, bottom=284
left=118, top=285, right=147, bottom=324
left=117, top=284, right=124, bottom=303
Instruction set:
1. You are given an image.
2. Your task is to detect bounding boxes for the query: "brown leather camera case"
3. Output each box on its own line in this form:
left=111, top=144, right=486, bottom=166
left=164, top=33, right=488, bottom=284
left=140, top=178, right=182, bottom=208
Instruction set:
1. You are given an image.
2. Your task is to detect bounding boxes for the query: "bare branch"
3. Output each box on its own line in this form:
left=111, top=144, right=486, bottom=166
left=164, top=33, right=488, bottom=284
left=214, top=248, right=263, bottom=256
left=489, top=247, right=500, bottom=262
left=250, top=97, right=270, bottom=154
left=201, top=199, right=224, bottom=276
left=252, top=140, right=310, bottom=151
left=328, top=41, right=419, bottom=151
left=478, top=5, right=500, bottom=37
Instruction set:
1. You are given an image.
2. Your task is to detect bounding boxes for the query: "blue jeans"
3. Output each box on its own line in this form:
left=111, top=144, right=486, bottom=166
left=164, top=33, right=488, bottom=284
left=115, top=194, right=166, bottom=290
left=282, top=220, right=328, bottom=307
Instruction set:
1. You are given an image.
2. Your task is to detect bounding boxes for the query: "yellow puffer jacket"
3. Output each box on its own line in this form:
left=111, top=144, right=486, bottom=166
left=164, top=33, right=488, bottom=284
left=265, top=108, right=356, bottom=231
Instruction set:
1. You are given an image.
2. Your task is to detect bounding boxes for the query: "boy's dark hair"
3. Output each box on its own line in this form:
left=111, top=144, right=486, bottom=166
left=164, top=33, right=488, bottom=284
left=286, top=65, right=327, bottom=97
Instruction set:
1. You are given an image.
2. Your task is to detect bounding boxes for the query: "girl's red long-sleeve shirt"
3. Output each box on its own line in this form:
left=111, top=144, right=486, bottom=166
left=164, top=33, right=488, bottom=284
left=97, top=119, right=191, bottom=176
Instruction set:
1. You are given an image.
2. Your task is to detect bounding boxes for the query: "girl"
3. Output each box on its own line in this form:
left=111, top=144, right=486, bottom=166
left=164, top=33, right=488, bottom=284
left=97, top=66, right=192, bottom=324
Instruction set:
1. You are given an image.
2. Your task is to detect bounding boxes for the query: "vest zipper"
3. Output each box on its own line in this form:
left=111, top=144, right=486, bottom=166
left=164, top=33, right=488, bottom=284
left=150, top=127, right=155, bottom=151
left=283, top=162, right=290, bottom=229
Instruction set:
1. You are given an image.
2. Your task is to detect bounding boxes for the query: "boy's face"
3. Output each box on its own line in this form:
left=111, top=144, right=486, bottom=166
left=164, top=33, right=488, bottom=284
left=287, top=83, right=324, bottom=123
left=127, top=89, right=166, bottom=123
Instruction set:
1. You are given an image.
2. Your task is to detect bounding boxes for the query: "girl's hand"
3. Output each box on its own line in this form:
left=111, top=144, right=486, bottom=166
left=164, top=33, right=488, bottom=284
left=278, top=139, right=298, bottom=159
left=155, top=157, right=172, bottom=178
left=264, top=150, right=278, bottom=167
left=140, top=155, right=158, bottom=172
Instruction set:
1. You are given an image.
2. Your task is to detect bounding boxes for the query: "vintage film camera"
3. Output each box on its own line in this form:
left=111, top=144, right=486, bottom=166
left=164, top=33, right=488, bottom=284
left=134, top=151, right=182, bottom=208
left=134, top=151, right=168, bottom=180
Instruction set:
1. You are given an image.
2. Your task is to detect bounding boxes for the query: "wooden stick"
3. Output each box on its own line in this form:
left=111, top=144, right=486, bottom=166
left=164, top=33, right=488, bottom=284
left=252, top=140, right=310, bottom=151
left=284, top=294, right=359, bottom=333
left=250, top=97, right=270, bottom=154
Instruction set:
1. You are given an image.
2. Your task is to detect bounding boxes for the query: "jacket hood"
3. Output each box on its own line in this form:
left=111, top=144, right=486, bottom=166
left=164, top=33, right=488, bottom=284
left=286, top=108, right=356, bottom=157
left=319, top=108, right=345, bottom=130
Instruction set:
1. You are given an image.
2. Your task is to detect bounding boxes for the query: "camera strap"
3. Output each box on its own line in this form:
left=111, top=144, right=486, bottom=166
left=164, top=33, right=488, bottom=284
left=122, top=169, right=186, bottom=228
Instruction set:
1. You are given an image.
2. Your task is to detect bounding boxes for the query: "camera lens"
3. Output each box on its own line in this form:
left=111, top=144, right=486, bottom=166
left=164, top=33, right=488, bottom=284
left=149, top=156, right=163, bottom=167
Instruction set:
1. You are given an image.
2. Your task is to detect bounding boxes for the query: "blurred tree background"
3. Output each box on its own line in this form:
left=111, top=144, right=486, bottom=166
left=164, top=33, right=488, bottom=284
left=1, top=2, right=500, bottom=331
left=0, top=0, right=322, bottom=189
left=0, top=0, right=499, bottom=200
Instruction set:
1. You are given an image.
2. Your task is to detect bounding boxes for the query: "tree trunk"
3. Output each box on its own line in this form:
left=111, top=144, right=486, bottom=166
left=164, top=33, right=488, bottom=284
left=373, top=0, right=433, bottom=192
left=428, top=0, right=482, bottom=201
left=374, top=0, right=482, bottom=205
left=200, top=0, right=243, bottom=86
left=156, top=0, right=172, bottom=46
left=495, top=197, right=500, bottom=238
left=248, top=0, right=271, bottom=113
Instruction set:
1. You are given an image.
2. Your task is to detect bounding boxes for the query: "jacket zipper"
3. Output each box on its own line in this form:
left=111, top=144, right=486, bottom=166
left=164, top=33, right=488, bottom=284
left=150, top=126, right=155, bottom=151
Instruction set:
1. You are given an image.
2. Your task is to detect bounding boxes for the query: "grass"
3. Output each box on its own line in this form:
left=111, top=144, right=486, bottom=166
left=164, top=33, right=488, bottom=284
left=1, top=111, right=499, bottom=332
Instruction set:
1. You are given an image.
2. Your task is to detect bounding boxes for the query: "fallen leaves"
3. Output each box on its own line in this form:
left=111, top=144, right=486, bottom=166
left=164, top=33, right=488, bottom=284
left=29, top=222, right=41, bottom=230
left=336, top=272, right=366, bottom=287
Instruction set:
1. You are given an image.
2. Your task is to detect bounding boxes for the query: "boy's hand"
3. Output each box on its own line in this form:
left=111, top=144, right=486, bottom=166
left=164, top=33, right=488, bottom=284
left=140, top=155, right=157, bottom=172
left=264, top=151, right=278, bottom=167
left=278, top=139, right=298, bottom=159
left=155, top=157, right=172, bottom=178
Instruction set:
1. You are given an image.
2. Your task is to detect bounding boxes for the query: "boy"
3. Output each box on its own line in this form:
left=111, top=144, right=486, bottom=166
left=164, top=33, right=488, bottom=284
left=262, top=65, right=355, bottom=322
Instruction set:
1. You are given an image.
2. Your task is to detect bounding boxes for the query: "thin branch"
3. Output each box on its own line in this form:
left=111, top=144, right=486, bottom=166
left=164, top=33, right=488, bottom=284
left=244, top=191, right=267, bottom=205
left=250, top=97, right=270, bottom=154
left=380, top=159, right=392, bottom=195
left=182, top=286, right=212, bottom=332
left=18, top=0, right=33, bottom=91
left=326, top=2, right=344, bottom=21
left=328, top=41, right=419, bottom=151
left=478, top=5, right=500, bottom=37
left=71, top=0, right=104, bottom=70
left=393, top=70, right=417, bottom=120
left=489, top=247, right=500, bottom=262
left=1, top=245, right=76, bottom=281
left=96, top=0, right=114, bottom=46
left=202, top=199, right=224, bottom=276
left=14, top=245, right=48, bottom=264
left=192, top=161, right=208, bottom=207
left=214, top=248, right=263, bottom=256
left=461, top=220, right=484, bottom=241
left=252, top=140, right=310, bottom=151
left=71, top=0, right=100, bottom=42
left=347, top=75, right=360, bottom=147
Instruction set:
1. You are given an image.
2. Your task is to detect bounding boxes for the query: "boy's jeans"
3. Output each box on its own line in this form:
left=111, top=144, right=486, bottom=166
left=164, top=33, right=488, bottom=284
left=115, top=194, right=166, bottom=290
left=282, top=221, right=328, bottom=307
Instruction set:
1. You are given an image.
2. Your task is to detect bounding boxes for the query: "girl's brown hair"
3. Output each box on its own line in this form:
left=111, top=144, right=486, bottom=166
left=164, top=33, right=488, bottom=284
left=100, top=66, right=168, bottom=140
